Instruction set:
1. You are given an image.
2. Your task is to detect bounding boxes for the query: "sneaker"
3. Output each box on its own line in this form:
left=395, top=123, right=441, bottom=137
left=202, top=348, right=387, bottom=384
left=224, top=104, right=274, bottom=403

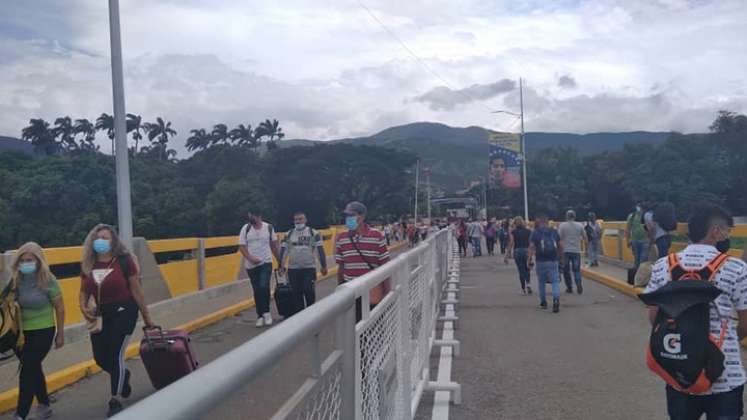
left=263, top=313, right=273, bottom=326
left=553, top=299, right=560, bottom=313
left=121, top=369, right=132, bottom=398
left=565, top=287, right=573, bottom=294
left=255, top=317, right=265, bottom=328
left=577, top=284, right=583, bottom=295
left=107, top=398, right=124, bottom=418
left=521, top=288, right=526, bottom=295
left=13, top=414, right=24, bottom=420
left=540, top=301, right=548, bottom=309
left=526, top=286, right=533, bottom=295
left=34, top=403, right=54, bottom=419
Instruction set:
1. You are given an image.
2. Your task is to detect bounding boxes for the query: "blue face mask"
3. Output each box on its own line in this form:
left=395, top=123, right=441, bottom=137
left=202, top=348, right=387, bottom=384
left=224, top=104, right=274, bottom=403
left=346, top=216, right=359, bottom=231
left=93, top=239, right=111, bottom=254
left=19, top=262, right=37, bottom=275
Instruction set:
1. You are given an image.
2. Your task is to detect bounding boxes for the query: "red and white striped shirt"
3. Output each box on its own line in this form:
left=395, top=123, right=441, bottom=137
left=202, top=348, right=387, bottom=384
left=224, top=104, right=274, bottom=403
left=335, top=225, right=390, bottom=304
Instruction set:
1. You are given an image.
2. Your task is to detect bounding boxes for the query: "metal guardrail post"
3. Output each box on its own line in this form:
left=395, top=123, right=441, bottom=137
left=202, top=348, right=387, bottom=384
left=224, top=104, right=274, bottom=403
left=197, top=239, right=206, bottom=290
left=336, top=300, right=356, bottom=420
left=397, top=257, right=413, bottom=420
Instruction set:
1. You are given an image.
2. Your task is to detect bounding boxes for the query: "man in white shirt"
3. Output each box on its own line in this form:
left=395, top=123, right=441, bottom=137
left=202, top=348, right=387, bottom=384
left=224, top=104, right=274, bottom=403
left=645, top=204, right=747, bottom=419
left=238, top=209, right=280, bottom=327
left=558, top=210, right=587, bottom=294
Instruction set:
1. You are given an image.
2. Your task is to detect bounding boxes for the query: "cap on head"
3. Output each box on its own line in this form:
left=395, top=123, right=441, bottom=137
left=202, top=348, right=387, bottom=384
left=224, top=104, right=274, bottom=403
left=566, top=210, right=576, bottom=221
left=344, top=201, right=367, bottom=216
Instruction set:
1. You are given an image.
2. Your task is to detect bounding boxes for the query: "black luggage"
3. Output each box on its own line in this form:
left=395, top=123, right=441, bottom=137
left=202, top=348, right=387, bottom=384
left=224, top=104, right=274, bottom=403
left=274, top=272, right=298, bottom=318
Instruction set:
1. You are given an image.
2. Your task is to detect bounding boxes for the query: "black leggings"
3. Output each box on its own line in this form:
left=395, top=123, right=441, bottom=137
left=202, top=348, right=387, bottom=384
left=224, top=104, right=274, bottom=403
left=15, top=327, right=55, bottom=418
left=91, top=301, right=138, bottom=397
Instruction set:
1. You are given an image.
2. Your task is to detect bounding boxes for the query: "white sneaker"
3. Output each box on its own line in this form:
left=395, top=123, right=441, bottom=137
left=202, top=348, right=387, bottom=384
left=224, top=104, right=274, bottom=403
left=263, top=313, right=273, bottom=326
left=255, top=317, right=265, bottom=328
left=34, top=404, right=54, bottom=419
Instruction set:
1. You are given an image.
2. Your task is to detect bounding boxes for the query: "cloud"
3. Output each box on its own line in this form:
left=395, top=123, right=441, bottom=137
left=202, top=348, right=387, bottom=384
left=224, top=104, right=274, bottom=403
left=412, top=79, right=516, bottom=111
left=558, top=75, right=577, bottom=89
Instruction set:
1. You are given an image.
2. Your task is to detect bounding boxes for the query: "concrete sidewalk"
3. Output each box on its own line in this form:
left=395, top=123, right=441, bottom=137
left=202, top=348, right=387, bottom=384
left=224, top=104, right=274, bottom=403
left=424, top=255, right=665, bottom=420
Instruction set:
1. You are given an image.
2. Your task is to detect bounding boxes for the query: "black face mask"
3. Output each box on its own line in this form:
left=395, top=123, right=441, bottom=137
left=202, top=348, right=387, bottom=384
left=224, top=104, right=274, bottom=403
left=716, top=239, right=731, bottom=253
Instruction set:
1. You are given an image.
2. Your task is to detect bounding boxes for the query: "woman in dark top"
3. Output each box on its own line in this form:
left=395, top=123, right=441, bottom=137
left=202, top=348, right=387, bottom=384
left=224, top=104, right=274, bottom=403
left=506, top=216, right=533, bottom=294
left=79, top=224, right=155, bottom=417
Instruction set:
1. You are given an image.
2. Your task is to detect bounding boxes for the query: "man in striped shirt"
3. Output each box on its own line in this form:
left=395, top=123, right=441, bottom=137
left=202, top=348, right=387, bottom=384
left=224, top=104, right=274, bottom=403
left=335, top=201, right=390, bottom=317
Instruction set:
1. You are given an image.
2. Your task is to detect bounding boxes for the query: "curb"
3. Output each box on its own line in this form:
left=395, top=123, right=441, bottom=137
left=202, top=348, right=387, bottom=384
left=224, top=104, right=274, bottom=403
left=0, top=241, right=406, bottom=414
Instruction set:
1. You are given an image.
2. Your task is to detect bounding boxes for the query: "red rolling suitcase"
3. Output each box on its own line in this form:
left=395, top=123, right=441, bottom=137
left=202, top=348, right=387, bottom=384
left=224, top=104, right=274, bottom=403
left=140, top=326, right=199, bottom=390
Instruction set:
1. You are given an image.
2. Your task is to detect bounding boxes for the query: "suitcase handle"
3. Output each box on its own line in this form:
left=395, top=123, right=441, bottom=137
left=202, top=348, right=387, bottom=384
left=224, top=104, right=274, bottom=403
left=143, top=325, right=167, bottom=349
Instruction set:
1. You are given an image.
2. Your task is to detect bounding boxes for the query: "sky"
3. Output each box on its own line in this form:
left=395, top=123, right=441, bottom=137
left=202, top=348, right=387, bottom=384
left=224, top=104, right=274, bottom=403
left=1, top=0, right=746, bottom=154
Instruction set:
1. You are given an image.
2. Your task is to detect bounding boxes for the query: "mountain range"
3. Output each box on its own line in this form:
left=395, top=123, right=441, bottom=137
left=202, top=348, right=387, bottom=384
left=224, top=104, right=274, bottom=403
left=1, top=122, right=674, bottom=191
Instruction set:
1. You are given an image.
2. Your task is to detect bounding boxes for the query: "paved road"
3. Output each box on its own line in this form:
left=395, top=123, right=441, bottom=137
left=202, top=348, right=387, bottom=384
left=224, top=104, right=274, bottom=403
left=428, top=255, right=666, bottom=420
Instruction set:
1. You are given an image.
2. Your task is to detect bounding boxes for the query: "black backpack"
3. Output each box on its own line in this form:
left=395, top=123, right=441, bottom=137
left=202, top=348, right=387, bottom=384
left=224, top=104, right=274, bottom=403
left=639, top=253, right=730, bottom=394
left=536, top=228, right=558, bottom=259
left=653, top=202, right=677, bottom=232
left=0, top=282, right=23, bottom=357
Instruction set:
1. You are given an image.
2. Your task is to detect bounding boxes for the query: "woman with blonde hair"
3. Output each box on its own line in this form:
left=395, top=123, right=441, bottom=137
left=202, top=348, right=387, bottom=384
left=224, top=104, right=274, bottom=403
left=7, top=242, right=64, bottom=420
left=506, top=216, right=533, bottom=294
left=79, top=224, right=154, bottom=417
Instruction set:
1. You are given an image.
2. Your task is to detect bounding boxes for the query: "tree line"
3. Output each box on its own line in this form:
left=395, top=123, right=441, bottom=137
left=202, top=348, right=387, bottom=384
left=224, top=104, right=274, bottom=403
left=479, top=111, right=747, bottom=222
left=0, top=142, right=416, bottom=251
left=20, top=114, right=286, bottom=160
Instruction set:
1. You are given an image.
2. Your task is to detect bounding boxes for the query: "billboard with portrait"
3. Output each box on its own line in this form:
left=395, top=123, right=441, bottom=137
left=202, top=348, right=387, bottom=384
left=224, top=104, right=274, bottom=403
left=488, top=132, right=522, bottom=189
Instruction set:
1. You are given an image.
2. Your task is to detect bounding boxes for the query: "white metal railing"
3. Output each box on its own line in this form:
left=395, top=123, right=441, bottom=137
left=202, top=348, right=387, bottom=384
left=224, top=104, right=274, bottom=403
left=112, top=228, right=459, bottom=420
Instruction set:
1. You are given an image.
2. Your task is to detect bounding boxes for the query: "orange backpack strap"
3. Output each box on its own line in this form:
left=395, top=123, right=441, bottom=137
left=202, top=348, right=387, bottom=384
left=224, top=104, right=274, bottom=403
left=705, top=253, right=730, bottom=281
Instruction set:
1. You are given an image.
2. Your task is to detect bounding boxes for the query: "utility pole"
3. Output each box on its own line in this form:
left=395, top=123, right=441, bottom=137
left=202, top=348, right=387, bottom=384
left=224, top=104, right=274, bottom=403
left=108, top=0, right=133, bottom=248
left=425, top=167, right=432, bottom=221
left=520, top=78, right=529, bottom=222
left=414, top=160, right=420, bottom=223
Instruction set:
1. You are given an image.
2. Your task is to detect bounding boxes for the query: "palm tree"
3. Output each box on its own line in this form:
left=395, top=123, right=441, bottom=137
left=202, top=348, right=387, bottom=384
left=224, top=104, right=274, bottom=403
left=229, top=124, right=253, bottom=147
left=126, top=113, right=144, bottom=154
left=74, top=118, right=97, bottom=151
left=53, top=116, right=77, bottom=151
left=186, top=128, right=211, bottom=152
left=21, top=118, right=57, bottom=155
left=95, top=113, right=115, bottom=155
left=210, top=124, right=229, bottom=146
left=257, top=119, right=283, bottom=150
left=144, top=117, right=177, bottom=161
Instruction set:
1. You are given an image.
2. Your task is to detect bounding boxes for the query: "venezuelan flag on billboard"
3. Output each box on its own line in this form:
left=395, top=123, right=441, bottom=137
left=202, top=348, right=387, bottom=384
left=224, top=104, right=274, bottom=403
left=488, top=132, right=521, bottom=189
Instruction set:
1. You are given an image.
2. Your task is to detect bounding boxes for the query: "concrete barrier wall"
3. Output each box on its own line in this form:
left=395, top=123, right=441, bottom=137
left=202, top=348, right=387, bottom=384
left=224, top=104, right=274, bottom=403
left=0, top=226, right=347, bottom=326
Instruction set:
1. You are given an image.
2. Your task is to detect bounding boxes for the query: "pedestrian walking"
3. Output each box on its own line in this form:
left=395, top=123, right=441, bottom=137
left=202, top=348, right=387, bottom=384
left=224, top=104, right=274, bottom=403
left=528, top=214, right=563, bottom=313
left=79, top=224, right=155, bottom=417
left=625, top=202, right=651, bottom=273
left=335, top=201, right=390, bottom=321
left=559, top=210, right=586, bottom=294
left=468, top=219, right=484, bottom=257
left=506, top=216, right=533, bottom=294
left=8, top=242, right=64, bottom=420
left=456, top=219, right=468, bottom=257
left=645, top=202, right=676, bottom=258
left=278, top=211, right=328, bottom=314
left=585, top=212, right=602, bottom=267
left=642, top=204, right=747, bottom=419
left=499, top=219, right=510, bottom=254
left=484, top=220, right=497, bottom=256
left=238, top=209, right=280, bottom=328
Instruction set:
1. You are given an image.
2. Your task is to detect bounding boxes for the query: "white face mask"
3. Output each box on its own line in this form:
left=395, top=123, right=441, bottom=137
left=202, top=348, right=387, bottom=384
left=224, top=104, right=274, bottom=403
left=295, top=223, right=306, bottom=230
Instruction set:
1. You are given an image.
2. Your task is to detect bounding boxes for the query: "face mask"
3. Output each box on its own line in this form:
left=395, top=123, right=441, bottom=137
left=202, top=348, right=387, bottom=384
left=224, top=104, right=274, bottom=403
left=716, top=238, right=731, bottom=253
left=346, top=216, right=359, bottom=231
left=636, top=206, right=642, bottom=212
left=248, top=216, right=258, bottom=225
left=93, top=238, right=111, bottom=254
left=295, top=223, right=306, bottom=230
left=19, top=262, right=37, bottom=275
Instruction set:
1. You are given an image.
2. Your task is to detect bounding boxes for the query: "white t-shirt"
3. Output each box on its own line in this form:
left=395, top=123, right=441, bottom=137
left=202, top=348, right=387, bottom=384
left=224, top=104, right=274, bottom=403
left=645, top=244, right=747, bottom=394
left=644, top=210, right=668, bottom=240
left=238, top=222, right=278, bottom=269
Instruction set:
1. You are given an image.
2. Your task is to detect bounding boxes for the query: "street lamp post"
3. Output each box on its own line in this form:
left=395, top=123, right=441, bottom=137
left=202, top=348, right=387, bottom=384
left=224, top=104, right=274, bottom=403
left=491, top=77, right=529, bottom=222
left=108, top=0, right=134, bottom=248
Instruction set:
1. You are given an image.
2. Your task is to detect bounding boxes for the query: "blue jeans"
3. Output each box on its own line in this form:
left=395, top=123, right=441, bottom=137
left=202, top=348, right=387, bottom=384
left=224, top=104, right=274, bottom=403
left=247, top=263, right=272, bottom=317
left=666, top=385, right=743, bottom=420
left=514, top=248, right=531, bottom=290
left=631, top=240, right=650, bottom=270
left=470, top=237, right=482, bottom=256
left=562, top=252, right=582, bottom=290
left=587, top=240, right=600, bottom=264
left=536, top=261, right=560, bottom=302
left=656, top=235, right=673, bottom=258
